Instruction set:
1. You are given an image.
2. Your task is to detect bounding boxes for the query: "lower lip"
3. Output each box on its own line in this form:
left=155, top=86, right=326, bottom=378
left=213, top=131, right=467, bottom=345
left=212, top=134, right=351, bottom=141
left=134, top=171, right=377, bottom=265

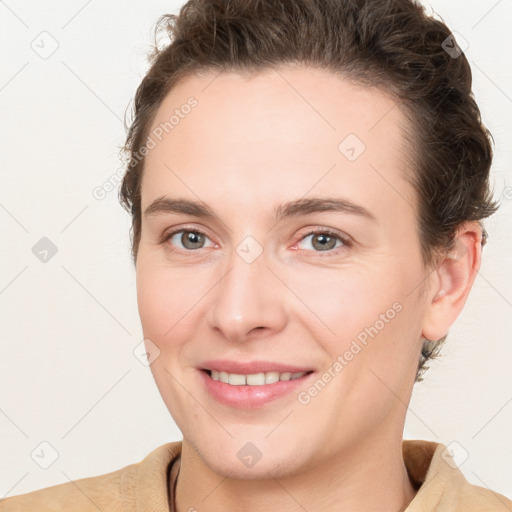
left=199, top=370, right=315, bottom=409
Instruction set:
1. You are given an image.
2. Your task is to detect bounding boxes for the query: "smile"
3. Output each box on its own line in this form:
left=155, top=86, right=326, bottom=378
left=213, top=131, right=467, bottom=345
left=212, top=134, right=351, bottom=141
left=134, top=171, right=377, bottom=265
left=199, top=369, right=316, bottom=408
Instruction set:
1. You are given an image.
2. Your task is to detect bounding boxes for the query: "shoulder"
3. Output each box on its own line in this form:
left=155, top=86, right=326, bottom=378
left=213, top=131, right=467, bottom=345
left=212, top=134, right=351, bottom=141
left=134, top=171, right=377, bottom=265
left=403, top=440, right=512, bottom=511
left=0, top=442, right=182, bottom=512
left=0, top=464, right=128, bottom=512
left=454, top=479, right=512, bottom=511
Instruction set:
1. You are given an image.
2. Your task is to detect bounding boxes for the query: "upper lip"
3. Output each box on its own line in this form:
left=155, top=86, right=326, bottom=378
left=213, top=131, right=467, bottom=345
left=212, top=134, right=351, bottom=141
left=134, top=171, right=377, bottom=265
left=199, top=359, right=315, bottom=374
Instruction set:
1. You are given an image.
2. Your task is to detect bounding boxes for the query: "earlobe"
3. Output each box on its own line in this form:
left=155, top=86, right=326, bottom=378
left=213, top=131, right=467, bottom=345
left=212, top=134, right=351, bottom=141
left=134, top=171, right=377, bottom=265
left=421, top=222, right=483, bottom=341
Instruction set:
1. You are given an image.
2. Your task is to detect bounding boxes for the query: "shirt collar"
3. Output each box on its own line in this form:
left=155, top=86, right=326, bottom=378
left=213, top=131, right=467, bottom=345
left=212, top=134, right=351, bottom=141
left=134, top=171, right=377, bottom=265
left=127, top=439, right=505, bottom=511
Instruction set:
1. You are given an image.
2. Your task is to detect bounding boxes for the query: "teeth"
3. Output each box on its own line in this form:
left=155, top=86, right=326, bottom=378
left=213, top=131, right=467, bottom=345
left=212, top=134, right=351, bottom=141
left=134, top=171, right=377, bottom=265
left=209, top=369, right=309, bottom=385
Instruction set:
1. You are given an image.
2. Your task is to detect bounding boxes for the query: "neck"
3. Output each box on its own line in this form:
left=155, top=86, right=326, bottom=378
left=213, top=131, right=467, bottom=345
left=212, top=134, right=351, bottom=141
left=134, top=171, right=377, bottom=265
left=171, top=434, right=417, bottom=512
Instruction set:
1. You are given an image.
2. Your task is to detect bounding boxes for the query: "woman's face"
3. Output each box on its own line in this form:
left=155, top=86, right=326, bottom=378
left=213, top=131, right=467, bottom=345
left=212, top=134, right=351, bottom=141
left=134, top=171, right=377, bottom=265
left=136, top=65, right=432, bottom=478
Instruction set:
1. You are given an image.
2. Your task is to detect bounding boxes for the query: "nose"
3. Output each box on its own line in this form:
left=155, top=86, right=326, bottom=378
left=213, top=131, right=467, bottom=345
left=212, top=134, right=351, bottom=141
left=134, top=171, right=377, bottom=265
left=208, top=244, right=287, bottom=343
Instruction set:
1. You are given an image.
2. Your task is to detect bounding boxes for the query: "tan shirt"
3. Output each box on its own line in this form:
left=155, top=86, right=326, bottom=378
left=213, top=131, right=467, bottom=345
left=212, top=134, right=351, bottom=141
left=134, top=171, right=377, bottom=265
left=1, top=440, right=510, bottom=511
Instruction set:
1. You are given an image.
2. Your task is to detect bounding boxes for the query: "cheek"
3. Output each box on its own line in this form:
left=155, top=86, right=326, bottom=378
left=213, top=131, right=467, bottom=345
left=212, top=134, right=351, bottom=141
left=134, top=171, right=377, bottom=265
left=289, top=264, right=403, bottom=339
left=290, top=262, right=421, bottom=379
left=296, top=270, right=421, bottom=427
left=136, top=268, right=168, bottom=337
left=135, top=258, right=227, bottom=386
left=135, top=260, right=201, bottom=341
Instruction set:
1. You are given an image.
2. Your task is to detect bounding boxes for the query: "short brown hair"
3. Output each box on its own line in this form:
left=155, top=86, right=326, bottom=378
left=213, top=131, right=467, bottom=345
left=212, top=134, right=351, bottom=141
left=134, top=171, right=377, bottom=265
left=119, top=0, right=499, bottom=381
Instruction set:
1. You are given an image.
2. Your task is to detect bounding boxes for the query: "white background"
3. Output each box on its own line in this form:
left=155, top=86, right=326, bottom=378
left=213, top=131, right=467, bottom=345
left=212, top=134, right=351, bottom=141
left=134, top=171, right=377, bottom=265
left=1, top=0, right=511, bottom=502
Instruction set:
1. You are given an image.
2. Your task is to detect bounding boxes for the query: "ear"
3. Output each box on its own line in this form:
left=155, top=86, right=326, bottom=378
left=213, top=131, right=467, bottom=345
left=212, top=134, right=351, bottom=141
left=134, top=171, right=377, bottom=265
left=421, top=221, right=484, bottom=341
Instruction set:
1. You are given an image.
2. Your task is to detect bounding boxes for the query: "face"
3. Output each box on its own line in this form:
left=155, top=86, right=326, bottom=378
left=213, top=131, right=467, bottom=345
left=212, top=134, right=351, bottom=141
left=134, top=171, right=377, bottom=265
left=136, top=65, right=431, bottom=478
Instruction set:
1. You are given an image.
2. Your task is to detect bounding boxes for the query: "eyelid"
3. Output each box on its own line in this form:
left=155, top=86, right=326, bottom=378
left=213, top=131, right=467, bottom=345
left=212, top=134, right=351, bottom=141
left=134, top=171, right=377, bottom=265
left=295, top=226, right=352, bottom=244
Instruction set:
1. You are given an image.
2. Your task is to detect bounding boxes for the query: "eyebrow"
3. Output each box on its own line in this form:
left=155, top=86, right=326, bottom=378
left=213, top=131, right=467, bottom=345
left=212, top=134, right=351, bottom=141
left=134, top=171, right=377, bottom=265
left=143, top=196, right=377, bottom=223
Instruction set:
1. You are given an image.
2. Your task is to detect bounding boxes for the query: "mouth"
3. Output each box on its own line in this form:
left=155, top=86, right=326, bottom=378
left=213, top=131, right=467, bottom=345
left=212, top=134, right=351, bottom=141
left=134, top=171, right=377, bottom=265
left=199, top=367, right=315, bottom=408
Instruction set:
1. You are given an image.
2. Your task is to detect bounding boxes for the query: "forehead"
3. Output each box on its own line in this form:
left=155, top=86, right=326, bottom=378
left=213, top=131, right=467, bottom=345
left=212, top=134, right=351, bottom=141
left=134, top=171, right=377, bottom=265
left=142, top=65, right=416, bottom=223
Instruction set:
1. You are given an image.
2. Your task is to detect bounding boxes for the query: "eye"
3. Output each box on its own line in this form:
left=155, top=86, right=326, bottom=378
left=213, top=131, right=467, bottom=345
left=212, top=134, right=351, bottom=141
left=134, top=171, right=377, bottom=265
left=160, top=227, right=216, bottom=252
left=159, top=226, right=351, bottom=256
left=294, top=228, right=351, bottom=255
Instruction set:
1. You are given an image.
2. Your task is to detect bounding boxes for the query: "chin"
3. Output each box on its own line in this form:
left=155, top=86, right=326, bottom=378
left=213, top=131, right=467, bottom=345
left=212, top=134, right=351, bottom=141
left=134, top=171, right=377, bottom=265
left=186, top=431, right=314, bottom=480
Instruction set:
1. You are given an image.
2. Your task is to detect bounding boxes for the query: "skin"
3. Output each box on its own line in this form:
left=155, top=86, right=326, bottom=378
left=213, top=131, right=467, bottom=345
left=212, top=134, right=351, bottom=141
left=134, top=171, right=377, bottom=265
left=135, top=64, right=482, bottom=512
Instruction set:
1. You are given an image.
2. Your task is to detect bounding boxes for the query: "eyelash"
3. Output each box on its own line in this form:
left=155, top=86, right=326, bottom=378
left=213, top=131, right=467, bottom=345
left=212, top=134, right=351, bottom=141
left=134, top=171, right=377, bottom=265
left=158, top=226, right=352, bottom=257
